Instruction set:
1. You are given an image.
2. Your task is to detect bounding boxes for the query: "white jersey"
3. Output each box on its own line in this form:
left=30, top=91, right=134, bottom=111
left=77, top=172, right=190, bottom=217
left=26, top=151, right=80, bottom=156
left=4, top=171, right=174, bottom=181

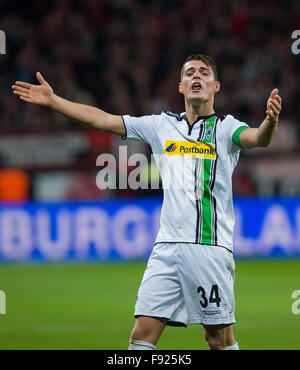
left=122, top=111, right=249, bottom=252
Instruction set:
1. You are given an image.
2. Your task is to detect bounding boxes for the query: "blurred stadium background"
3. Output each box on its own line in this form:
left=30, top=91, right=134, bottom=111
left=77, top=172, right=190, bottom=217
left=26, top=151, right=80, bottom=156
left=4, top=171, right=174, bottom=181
left=0, top=0, right=300, bottom=349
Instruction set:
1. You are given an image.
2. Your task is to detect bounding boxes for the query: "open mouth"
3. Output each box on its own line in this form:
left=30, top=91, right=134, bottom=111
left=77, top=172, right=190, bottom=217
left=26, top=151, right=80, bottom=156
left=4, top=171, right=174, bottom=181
left=192, top=82, right=202, bottom=92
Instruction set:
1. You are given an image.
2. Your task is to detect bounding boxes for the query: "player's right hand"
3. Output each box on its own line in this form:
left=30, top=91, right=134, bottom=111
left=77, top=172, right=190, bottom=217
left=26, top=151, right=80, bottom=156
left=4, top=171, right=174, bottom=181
left=12, top=72, right=54, bottom=107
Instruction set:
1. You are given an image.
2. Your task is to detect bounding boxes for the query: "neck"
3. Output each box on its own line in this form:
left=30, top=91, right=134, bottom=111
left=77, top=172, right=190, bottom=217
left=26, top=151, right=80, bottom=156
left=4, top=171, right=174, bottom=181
left=185, top=99, right=215, bottom=124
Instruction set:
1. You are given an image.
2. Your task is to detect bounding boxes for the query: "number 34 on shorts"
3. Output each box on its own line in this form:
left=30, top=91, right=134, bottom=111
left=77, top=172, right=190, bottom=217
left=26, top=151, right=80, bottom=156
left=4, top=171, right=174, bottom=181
left=197, top=284, right=221, bottom=308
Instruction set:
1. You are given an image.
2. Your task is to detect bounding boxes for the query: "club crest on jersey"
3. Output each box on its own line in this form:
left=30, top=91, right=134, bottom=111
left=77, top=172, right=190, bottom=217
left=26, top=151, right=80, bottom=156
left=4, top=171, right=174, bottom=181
left=164, top=140, right=216, bottom=159
left=205, top=126, right=213, bottom=140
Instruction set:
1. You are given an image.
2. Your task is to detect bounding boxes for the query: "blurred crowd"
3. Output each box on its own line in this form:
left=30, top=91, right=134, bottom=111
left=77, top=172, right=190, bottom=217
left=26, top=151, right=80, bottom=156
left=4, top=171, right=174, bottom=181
left=0, top=0, right=300, bottom=200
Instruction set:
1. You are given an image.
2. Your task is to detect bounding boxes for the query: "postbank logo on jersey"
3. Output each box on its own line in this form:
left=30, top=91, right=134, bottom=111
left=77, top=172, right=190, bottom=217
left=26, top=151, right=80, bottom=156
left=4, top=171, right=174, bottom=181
left=164, top=140, right=216, bottom=159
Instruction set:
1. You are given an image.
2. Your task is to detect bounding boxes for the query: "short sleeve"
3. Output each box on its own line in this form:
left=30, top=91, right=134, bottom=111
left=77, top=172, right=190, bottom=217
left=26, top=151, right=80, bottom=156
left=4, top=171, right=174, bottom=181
left=122, top=114, right=159, bottom=144
left=225, top=115, right=249, bottom=151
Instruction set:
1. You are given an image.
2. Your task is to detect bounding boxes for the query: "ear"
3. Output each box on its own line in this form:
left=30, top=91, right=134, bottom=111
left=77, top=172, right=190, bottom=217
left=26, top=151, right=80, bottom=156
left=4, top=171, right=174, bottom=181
left=178, top=81, right=183, bottom=94
left=214, top=81, right=220, bottom=93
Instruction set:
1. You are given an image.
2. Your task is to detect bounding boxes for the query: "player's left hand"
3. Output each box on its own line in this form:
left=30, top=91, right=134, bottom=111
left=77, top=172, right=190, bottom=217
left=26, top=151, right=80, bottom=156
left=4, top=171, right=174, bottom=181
left=266, top=88, right=281, bottom=126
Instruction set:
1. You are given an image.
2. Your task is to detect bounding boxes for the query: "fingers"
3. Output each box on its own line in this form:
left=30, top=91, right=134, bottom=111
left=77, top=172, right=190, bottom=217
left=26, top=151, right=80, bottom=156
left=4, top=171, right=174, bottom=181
left=12, top=84, right=32, bottom=102
left=12, top=84, right=30, bottom=97
left=12, top=84, right=29, bottom=93
left=19, top=96, right=33, bottom=103
left=12, top=82, right=31, bottom=99
left=13, top=91, right=33, bottom=103
left=268, top=88, right=281, bottom=106
left=266, top=110, right=277, bottom=120
left=266, top=102, right=280, bottom=117
left=270, top=88, right=278, bottom=100
left=268, top=98, right=281, bottom=114
left=266, top=106, right=279, bottom=119
left=12, top=71, right=46, bottom=97
left=36, top=71, right=46, bottom=85
left=266, top=89, right=281, bottom=120
left=13, top=90, right=29, bottom=98
left=14, top=81, right=32, bottom=88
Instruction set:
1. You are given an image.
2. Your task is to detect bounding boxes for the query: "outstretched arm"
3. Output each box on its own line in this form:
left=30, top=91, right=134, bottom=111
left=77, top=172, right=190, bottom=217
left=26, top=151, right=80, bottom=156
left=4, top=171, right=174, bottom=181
left=239, top=88, right=282, bottom=149
left=12, top=72, right=126, bottom=136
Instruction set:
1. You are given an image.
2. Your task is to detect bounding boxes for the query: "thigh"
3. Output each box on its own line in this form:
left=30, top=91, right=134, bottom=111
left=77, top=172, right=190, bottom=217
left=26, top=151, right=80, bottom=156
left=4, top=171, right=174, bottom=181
left=134, top=243, right=187, bottom=325
left=178, top=244, right=235, bottom=325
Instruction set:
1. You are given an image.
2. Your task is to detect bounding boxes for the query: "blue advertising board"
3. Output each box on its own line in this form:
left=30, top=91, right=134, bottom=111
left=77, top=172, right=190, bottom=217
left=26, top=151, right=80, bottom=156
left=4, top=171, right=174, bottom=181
left=0, top=197, right=299, bottom=261
left=233, top=197, right=300, bottom=258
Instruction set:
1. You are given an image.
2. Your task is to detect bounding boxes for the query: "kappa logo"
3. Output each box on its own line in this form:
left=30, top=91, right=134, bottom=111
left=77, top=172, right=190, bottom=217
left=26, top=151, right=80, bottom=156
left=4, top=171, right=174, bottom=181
left=202, top=310, right=221, bottom=316
left=165, top=143, right=177, bottom=152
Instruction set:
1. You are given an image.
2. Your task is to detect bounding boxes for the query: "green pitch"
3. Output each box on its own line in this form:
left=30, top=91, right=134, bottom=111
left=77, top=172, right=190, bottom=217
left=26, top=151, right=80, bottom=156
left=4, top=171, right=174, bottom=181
left=0, top=259, right=299, bottom=350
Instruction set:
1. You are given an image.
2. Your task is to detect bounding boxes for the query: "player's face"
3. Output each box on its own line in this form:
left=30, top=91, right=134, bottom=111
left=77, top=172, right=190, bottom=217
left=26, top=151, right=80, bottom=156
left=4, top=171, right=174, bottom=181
left=179, top=60, right=220, bottom=104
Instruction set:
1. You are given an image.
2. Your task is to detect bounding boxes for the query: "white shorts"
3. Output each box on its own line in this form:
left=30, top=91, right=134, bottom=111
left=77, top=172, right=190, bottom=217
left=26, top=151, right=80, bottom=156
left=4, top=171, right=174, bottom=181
left=134, top=242, right=236, bottom=326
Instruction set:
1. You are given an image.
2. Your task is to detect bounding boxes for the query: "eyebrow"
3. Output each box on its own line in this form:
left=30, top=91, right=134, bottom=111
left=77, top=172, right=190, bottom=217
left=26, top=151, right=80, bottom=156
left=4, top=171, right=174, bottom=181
left=185, top=66, right=210, bottom=73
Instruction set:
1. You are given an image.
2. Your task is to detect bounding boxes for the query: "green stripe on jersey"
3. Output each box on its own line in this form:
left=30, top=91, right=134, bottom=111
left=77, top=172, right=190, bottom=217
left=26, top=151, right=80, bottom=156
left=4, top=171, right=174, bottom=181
left=232, top=126, right=248, bottom=149
left=200, top=115, right=216, bottom=244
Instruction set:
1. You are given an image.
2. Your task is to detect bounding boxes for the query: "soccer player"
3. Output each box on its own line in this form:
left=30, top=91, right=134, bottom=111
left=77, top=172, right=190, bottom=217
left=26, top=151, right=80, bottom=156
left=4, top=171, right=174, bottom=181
left=12, top=54, right=281, bottom=350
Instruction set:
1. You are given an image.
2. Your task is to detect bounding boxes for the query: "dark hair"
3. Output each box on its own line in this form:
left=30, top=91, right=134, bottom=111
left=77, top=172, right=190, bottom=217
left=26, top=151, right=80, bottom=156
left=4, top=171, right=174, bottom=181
left=180, top=54, right=218, bottom=81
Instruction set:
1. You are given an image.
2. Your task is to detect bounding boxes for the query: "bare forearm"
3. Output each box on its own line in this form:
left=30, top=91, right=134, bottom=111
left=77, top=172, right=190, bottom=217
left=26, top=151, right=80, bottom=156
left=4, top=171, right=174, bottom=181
left=12, top=73, right=126, bottom=135
left=239, top=89, right=281, bottom=149
left=50, top=94, right=100, bottom=127
left=256, top=117, right=278, bottom=147
left=50, top=94, right=124, bottom=134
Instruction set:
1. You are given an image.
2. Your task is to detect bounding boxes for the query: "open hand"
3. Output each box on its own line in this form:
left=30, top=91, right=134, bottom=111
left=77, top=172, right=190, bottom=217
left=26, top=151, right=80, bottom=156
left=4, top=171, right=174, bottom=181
left=266, top=88, right=281, bottom=126
left=12, top=72, right=54, bottom=107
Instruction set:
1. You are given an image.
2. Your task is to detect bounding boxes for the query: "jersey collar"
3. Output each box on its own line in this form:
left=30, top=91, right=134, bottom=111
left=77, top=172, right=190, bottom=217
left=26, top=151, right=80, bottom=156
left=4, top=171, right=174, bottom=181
left=182, top=113, right=216, bottom=136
